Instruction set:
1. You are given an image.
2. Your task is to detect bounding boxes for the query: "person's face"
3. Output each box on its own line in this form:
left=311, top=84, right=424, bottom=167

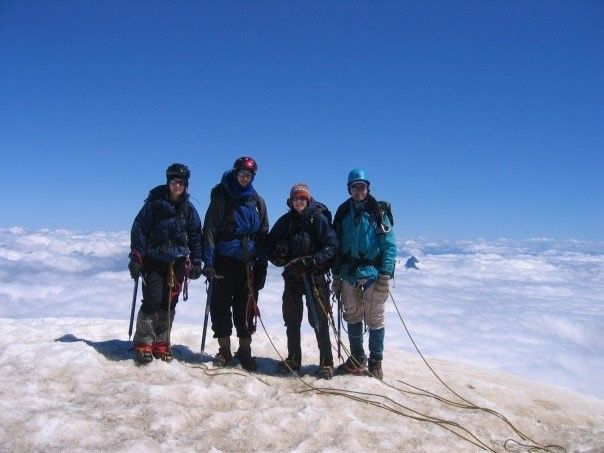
left=169, top=178, right=186, bottom=200
left=236, top=169, right=253, bottom=187
left=291, top=196, right=308, bottom=214
left=350, top=182, right=368, bottom=202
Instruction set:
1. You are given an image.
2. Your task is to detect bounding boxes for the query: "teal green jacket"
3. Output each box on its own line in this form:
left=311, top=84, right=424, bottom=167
left=333, top=197, right=397, bottom=283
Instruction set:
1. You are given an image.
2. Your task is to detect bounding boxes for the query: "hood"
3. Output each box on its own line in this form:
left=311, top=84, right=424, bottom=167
left=220, top=170, right=255, bottom=200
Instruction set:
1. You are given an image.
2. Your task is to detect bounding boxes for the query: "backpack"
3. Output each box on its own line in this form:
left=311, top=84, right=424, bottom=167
left=368, top=198, right=394, bottom=234
left=308, top=201, right=333, bottom=229
left=211, top=184, right=262, bottom=238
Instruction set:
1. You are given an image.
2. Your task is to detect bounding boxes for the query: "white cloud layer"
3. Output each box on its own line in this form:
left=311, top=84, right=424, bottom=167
left=1, top=228, right=603, bottom=398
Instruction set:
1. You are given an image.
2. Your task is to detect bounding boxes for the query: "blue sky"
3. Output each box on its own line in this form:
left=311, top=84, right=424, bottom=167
left=1, top=1, right=602, bottom=240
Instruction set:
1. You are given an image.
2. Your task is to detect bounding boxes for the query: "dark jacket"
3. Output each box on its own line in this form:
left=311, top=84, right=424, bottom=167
left=267, top=198, right=338, bottom=277
left=130, top=185, right=203, bottom=265
left=202, top=170, right=269, bottom=266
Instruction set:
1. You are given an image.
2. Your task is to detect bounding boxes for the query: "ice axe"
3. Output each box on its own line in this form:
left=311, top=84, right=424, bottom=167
left=200, top=275, right=223, bottom=353
left=128, top=276, right=139, bottom=340
left=303, top=273, right=320, bottom=333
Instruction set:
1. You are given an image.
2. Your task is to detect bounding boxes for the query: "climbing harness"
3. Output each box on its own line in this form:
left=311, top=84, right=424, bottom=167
left=244, top=261, right=260, bottom=335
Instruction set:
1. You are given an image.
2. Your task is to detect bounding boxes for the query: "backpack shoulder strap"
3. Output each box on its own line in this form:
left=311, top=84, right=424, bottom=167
left=175, top=199, right=190, bottom=220
left=333, top=200, right=350, bottom=232
left=367, top=196, right=394, bottom=234
left=251, top=190, right=261, bottom=206
left=208, top=184, right=235, bottom=231
left=309, top=202, right=333, bottom=226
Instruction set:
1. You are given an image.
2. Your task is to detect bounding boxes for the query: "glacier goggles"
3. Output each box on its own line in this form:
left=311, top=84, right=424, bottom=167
left=350, top=182, right=368, bottom=191
left=170, top=179, right=186, bottom=187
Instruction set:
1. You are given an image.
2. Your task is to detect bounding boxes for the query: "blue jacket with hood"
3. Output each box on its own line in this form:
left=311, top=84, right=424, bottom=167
left=202, top=170, right=269, bottom=266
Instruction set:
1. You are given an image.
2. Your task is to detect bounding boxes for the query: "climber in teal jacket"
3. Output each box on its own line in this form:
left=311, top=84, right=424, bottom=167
left=332, top=168, right=397, bottom=380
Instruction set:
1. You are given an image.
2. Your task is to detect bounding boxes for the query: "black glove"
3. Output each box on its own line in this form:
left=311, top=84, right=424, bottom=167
left=254, top=265, right=267, bottom=290
left=275, top=241, right=289, bottom=260
left=270, top=240, right=289, bottom=267
left=128, top=260, right=141, bottom=280
left=292, top=257, right=314, bottom=275
left=200, top=266, right=217, bottom=279
left=189, top=265, right=203, bottom=280
left=272, top=256, right=287, bottom=267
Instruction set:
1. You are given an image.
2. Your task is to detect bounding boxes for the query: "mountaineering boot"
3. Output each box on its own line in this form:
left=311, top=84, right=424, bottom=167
left=316, top=328, right=334, bottom=380
left=286, top=325, right=302, bottom=366
left=278, top=325, right=302, bottom=374
left=335, top=355, right=367, bottom=376
left=277, top=357, right=301, bottom=375
left=316, top=323, right=334, bottom=372
left=213, top=336, right=232, bottom=367
left=316, top=361, right=334, bottom=380
left=235, top=337, right=257, bottom=371
left=134, top=343, right=154, bottom=365
left=346, top=321, right=366, bottom=364
left=152, top=342, right=173, bottom=362
left=367, top=358, right=383, bottom=380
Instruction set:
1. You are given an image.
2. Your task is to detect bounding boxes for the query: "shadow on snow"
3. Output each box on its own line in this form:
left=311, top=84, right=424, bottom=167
left=52, top=333, right=309, bottom=377
left=53, top=333, right=206, bottom=364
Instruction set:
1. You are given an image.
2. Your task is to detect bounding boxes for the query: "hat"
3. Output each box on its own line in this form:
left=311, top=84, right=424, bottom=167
left=290, top=183, right=311, bottom=203
left=166, top=163, right=190, bottom=187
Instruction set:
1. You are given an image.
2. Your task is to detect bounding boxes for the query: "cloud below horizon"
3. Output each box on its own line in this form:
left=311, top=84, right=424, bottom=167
left=1, top=227, right=602, bottom=399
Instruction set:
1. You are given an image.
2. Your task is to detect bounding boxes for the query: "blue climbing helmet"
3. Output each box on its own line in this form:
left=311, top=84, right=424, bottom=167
left=347, top=168, right=370, bottom=188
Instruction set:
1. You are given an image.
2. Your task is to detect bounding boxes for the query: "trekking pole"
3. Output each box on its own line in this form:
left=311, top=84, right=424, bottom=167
left=337, top=293, right=342, bottom=360
left=200, top=278, right=213, bottom=353
left=201, top=275, right=223, bottom=353
left=128, top=276, right=139, bottom=340
left=303, top=273, right=320, bottom=333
